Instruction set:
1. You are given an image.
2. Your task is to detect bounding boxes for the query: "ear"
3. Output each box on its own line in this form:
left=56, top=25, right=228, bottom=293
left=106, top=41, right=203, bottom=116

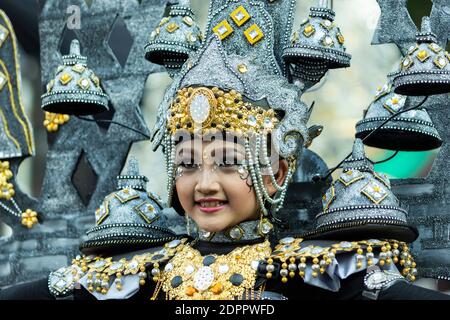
left=263, top=159, right=289, bottom=197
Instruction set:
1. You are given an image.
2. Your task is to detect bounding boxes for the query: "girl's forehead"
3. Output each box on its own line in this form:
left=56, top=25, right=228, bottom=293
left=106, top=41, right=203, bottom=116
left=176, top=137, right=245, bottom=152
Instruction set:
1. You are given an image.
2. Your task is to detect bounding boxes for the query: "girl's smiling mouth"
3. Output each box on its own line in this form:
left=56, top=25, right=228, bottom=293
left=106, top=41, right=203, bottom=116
left=195, top=198, right=228, bottom=213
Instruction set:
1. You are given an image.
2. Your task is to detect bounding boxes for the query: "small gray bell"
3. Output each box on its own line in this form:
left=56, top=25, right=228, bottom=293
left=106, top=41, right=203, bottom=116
left=355, top=82, right=442, bottom=151
left=145, top=0, right=203, bottom=76
left=282, top=0, right=351, bottom=87
left=391, top=17, right=450, bottom=96
left=41, top=40, right=109, bottom=115
left=302, top=139, right=418, bottom=243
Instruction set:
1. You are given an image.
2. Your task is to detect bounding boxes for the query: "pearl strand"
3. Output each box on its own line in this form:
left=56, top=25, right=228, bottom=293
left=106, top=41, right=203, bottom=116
left=245, top=139, right=269, bottom=217
left=253, top=134, right=284, bottom=204
left=0, top=199, right=21, bottom=217
left=260, top=134, right=287, bottom=192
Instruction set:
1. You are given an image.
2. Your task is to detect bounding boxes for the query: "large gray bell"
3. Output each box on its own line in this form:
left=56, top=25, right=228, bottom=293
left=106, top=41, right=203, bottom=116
left=355, top=82, right=442, bottom=151
left=80, top=158, right=179, bottom=255
left=302, top=139, right=418, bottom=243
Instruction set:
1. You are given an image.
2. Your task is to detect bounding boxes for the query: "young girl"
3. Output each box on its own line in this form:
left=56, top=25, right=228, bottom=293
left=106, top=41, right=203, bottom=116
left=2, top=35, right=449, bottom=303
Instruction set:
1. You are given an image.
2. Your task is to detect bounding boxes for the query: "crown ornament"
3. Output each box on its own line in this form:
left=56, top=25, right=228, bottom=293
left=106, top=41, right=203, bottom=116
left=168, top=86, right=279, bottom=136
left=41, top=39, right=109, bottom=115
left=391, top=17, right=450, bottom=96
left=145, top=0, right=203, bottom=76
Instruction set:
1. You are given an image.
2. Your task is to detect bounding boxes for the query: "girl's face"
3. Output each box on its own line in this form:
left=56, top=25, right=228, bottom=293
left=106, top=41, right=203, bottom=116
left=175, top=137, right=256, bottom=232
left=174, top=136, right=288, bottom=233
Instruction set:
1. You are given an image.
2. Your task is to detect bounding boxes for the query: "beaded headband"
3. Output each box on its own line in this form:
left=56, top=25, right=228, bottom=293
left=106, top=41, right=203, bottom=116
left=168, top=86, right=279, bottom=136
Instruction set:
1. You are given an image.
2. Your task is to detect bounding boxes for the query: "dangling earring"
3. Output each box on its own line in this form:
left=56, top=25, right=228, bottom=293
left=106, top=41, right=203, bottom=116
left=185, top=212, right=191, bottom=236
left=257, top=205, right=273, bottom=238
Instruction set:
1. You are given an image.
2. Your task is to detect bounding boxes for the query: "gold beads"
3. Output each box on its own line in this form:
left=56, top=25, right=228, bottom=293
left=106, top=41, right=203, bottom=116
left=43, top=112, right=70, bottom=132
left=0, top=161, right=14, bottom=201
left=21, top=209, right=38, bottom=228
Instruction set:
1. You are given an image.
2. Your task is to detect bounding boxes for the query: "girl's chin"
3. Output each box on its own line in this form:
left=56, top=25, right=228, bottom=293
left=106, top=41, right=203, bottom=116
left=194, top=217, right=233, bottom=233
left=196, top=222, right=229, bottom=233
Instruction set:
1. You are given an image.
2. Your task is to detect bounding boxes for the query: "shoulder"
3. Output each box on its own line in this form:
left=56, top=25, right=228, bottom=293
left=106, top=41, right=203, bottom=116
left=263, top=237, right=416, bottom=292
left=47, top=237, right=189, bottom=300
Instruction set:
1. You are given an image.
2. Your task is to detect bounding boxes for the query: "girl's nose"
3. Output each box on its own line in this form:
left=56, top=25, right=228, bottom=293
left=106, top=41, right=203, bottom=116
left=194, top=165, right=221, bottom=195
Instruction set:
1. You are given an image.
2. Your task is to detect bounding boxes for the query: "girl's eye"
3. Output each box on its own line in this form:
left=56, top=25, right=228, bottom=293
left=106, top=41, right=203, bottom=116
left=179, top=160, right=200, bottom=169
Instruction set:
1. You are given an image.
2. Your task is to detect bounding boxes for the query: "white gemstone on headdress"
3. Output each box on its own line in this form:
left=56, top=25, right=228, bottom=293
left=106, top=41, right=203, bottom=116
left=263, top=117, right=273, bottom=128
left=249, top=29, right=259, bottom=40
left=235, top=11, right=245, bottom=21
left=189, top=94, right=210, bottom=123
left=217, top=25, right=228, bottom=35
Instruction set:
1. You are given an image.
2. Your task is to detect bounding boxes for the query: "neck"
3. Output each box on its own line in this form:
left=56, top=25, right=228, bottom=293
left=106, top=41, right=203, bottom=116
left=192, top=220, right=268, bottom=243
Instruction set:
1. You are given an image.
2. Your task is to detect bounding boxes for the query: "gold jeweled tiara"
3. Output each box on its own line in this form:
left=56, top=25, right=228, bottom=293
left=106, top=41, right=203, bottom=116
left=168, top=87, right=279, bottom=136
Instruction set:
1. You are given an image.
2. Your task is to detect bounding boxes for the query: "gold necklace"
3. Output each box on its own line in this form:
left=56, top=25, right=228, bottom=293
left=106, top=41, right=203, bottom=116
left=159, top=240, right=272, bottom=300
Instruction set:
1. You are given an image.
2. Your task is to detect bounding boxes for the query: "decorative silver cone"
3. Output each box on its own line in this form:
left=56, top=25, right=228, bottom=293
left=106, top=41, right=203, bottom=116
left=282, top=0, right=351, bottom=86
left=80, top=157, right=178, bottom=255
left=355, top=82, right=442, bottom=151
left=145, top=0, right=203, bottom=75
left=391, top=17, right=450, bottom=96
left=41, top=39, right=109, bottom=115
left=302, top=139, right=418, bottom=243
